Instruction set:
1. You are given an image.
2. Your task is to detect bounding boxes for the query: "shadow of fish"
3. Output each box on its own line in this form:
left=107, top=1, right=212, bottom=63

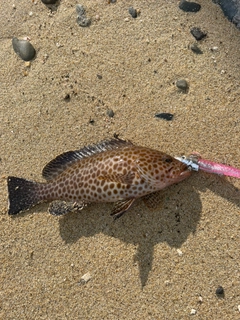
left=7, top=137, right=191, bottom=218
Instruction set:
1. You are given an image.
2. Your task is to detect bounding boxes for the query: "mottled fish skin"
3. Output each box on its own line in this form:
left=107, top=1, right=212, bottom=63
left=7, top=138, right=191, bottom=217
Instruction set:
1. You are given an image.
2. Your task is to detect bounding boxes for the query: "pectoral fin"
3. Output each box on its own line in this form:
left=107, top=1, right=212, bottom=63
left=111, top=198, right=135, bottom=219
left=142, top=191, right=166, bottom=210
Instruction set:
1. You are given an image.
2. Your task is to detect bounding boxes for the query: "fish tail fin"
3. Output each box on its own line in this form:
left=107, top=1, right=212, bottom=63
left=7, top=176, right=42, bottom=215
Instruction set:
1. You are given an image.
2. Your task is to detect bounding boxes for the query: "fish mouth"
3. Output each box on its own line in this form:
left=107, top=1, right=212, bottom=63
left=179, top=165, right=192, bottom=179
left=170, top=164, right=192, bottom=182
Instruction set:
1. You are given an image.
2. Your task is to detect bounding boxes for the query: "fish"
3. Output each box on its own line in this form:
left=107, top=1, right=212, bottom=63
left=7, top=137, right=191, bottom=219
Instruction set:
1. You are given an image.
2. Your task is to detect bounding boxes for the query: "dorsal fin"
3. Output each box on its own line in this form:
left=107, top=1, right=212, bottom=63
left=42, top=137, right=133, bottom=181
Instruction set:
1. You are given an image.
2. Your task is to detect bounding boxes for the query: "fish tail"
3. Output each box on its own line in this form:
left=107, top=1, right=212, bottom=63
left=7, top=176, right=42, bottom=215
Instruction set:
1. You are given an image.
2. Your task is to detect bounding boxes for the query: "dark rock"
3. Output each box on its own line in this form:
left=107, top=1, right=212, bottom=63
left=12, top=37, right=36, bottom=61
left=216, top=286, right=224, bottom=296
left=107, top=109, right=114, bottom=117
left=176, top=79, right=189, bottom=91
left=64, top=94, right=70, bottom=101
left=77, top=16, right=91, bottom=27
left=190, top=27, right=207, bottom=40
left=97, top=74, right=102, bottom=79
left=155, top=113, right=174, bottom=121
left=41, top=0, right=58, bottom=4
left=179, top=0, right=201, bottom=12
left=129, top=7, right=138, bottom=18
left=76, top=4, right=91, bottom=27
left=212, top=0, right=240, bottom=29
left=76, top=4, right=85, bottom=16
left=190, top=43, right=203, bottom=54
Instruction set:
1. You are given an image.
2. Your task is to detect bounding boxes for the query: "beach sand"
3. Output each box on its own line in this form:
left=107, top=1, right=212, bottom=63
left=1, top=0, right=240, bottom=318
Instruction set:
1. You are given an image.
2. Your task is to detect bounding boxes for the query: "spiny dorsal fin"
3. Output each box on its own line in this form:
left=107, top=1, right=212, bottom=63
left=42, top=137, right=133, bottom=181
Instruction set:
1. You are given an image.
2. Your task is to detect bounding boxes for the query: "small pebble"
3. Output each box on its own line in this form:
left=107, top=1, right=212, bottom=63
left=177, top=249, right=183, bottom=256
left=129, top=7, right=138, bottom=18
left=190, top=27, right=207, bottom=41
left=77, top=16, right=91, bottom=27
left=155, top=113, right=174, bottom=121
left=80, top=272, right=92, bottom=284
left=237, top=305, right=240, bottom=312
left=179, top=0, right=201, bottom=12
left=190, top=309, right=197, bottom=315
left=176, top=79, right=189, bottom=91
left=76, top=4, right=91, bottom=27
left=12, top=37, right=36, bottom=61
left=41, top=0, right=58, bottom=4
left=24, top=61, right=31, bottom=67
left=190, top=43, right=203, bottom=54
left=76, top=4, right=85, bottom=16
left=107, top=109, right=114, bottom=118
left=64, top=93, right=70, bottom=101
left=216, top=286, right=224, bottom=296
left=97, top=74, right=102, bottom=79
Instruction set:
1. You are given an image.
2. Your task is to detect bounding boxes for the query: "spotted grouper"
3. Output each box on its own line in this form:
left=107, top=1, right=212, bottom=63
left=7, top=137, right=191, bottom=218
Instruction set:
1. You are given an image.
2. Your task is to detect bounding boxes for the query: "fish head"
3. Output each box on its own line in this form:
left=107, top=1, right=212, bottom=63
left=136, top=151, right=192, bottom=190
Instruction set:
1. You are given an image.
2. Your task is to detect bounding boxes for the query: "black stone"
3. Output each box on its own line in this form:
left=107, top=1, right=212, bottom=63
left=216, top=286, right=224, bottom=296
left=76, top=4, right=85, bottom=16
left=190, top=27, right=207, bottom=40
left=176, top=79, right=189, bottom=91
left=41, top=0, right=58, bottom=4
left=129, top=7, right=137, bottom=18
left=155, top=113, right=174, bottom=121
left=212, top=0, right=240, bottom=29
left=77, top=16, right=91, bottom=27
left=107, top=109, right=114, bottom=117
left=64, top=94, right=70, bottom=101
left=179, top=0, right=201, bottom=12
left=190, top=43, right=203, bottom=54
left=12, top=37, right=36, bottom=61
left=76, top=4, right=91, bottom=27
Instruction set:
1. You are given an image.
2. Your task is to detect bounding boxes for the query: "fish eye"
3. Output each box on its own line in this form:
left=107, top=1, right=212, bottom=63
left=164, top=157, right=173, bottom=163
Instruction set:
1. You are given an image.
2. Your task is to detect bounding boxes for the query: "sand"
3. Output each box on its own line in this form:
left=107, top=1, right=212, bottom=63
left=1, top=0, right=240, bottom=319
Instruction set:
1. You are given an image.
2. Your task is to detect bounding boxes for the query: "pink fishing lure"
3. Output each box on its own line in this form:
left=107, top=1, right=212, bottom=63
left=175, top=153, right=240, bottom=179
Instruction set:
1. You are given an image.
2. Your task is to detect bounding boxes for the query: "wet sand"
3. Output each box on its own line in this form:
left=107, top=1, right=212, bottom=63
left=1, top=0, right=240, bottom=318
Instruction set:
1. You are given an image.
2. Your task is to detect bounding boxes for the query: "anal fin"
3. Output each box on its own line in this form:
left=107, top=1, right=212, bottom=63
left=111, top=198, right=135, bottom=219
left=48, top=200, right=85, bottom=216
